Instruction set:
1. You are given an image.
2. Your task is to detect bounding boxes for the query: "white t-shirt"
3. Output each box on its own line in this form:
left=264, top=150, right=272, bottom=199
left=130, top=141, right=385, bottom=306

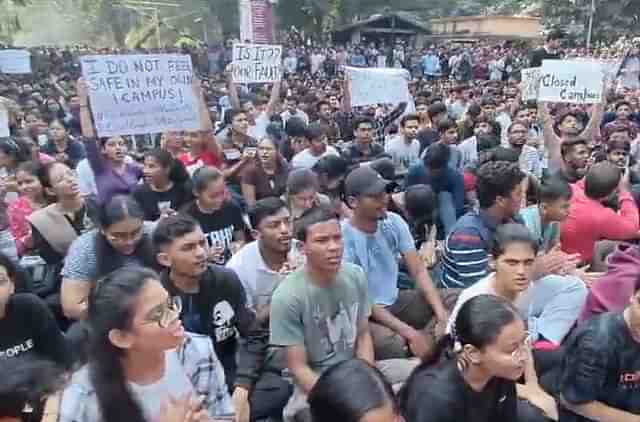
left=384, top=135, right=421, bottom=176
left=248, top=112, right=270, bottom=140
left=291, top=146, right=340, bottom=170
left=446, top=273, right=533, bottom=334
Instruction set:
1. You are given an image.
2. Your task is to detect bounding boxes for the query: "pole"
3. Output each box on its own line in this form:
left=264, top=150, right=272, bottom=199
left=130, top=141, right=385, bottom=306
left=203, top=19, right=208, bottom=44
left=155, top=8, right=161, bottom=48
left=586, top=0, right=595, bottom=50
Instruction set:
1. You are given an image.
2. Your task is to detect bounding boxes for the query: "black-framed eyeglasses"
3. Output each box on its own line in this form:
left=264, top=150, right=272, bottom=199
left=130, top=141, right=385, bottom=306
left=144, top=296, right=182, bottom=328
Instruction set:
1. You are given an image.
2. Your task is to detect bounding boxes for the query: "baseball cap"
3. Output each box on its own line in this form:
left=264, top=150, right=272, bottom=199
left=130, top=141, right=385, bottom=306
left=345, top=166, right=392, bottom=197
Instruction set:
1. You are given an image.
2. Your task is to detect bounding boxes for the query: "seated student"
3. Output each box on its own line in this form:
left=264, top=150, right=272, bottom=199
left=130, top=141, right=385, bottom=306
left=406, top=142, right=465, bottom=235
left=578, top=242, right=640, bottom=323
left=226, top=198, right=297, bottom=422
left=58, top=266, right=233, bottom=422
left=443, top=161, right=574, bottom=289
left=0, top=252, right=69, bottom=369
left=519, top=177, right=572, bottom=253
left=270, top=207, right=416, bottom=422
left=308, top=359, right=400, bottom=422
left=28, top=162, right=93, bottom=309
left=132, top=148, right=192, bottom=221
left=181, top=166, right=247, bottom=263
left=341, top=167, right=450, bottom=361
left=558, top=283, right=640, bottom=422
left=7, top=161, right=48, bottom=256
left=292, top=123, right=340, bottom=170
left=284, top=169, right=332, bottom=225
left=153, top=214, right=254, bottom=391
left=343, top=117, right=385, bottom=166
left=400, top=295, right=531, bottom=422
left=448, top=223, right=585, bottom=361
left=60, top=195, right=157, bottom=321
left=561, top=162, right=640, bottom=264
left=419, top=118, right=463, bottom=172
left=0, top=357, right=67, bottom=422
left=241, top=136, right=290, bottom=208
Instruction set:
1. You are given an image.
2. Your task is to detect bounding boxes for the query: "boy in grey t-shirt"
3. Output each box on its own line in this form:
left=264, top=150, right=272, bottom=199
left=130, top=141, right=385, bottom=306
left=270, top=206, right=416, bottom=422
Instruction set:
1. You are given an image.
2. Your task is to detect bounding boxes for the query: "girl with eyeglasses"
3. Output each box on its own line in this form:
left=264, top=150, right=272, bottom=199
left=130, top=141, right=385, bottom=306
left=60, top=195, right=157, bottom=322
left=400, top=295, right=538, bottom=422
left=58, top=266, right=232, bottom=422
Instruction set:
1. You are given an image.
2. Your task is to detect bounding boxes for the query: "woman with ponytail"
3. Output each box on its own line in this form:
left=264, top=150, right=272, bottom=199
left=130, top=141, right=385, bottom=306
left=399, top=294, right=527, bottom=422
left=58, top=266, right=233, bottom=422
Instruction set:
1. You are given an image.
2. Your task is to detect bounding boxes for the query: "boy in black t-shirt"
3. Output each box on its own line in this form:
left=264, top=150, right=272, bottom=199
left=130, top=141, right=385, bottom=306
left=153, top=213, right=254, bottom=390
left=559, top=285, right=640, bottom=421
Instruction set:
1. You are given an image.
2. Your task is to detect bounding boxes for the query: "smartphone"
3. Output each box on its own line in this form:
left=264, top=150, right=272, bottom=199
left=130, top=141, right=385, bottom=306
left=37, top=134, right=48, bottom=146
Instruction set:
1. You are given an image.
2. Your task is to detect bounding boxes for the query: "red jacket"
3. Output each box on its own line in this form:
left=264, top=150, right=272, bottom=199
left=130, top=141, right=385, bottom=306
left=561, top=180, right=639, bottom=262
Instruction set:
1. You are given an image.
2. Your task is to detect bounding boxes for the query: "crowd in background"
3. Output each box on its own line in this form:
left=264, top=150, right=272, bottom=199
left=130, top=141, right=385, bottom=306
left=1, top=29, right=640, bottom=422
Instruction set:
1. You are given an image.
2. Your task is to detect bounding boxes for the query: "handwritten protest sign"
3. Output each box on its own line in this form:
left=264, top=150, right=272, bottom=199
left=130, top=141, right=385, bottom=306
left=80, top=54, right=199, bottom=137
left=345, top=66, right=410, bottom=107
left=520, top=67, right=541, bottom=101
left=0, top=106, right=9, bottom=137
left=232, top=43, right=283, bottom=83
left=538, top=60, right=604, bottom=104
left=0, top=50, right=31, bottom=74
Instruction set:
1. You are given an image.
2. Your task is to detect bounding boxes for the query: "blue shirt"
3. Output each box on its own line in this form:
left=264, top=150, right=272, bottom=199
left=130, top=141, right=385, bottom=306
left=341, top=212, right=415, bottom=306
left=405, top=163, right=465, bottom=218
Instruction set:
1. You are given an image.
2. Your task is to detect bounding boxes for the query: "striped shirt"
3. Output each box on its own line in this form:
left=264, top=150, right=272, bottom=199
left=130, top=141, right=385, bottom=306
left=440, top=211, right=501, bottom=289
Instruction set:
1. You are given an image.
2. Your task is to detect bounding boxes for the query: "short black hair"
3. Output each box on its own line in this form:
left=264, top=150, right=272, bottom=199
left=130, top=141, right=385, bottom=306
left=615, top=101, right=632, bottom=111
left=437, top=118, right=457, bottom=134
left=293, top=206, right=337, bottom=242
left=560, top=138, right=588, bottom=159
left=152, top=213, right=200, bottom=250
left=491, top=223, right=539, bottom=258
left=427, top=102, right=447, bottom=120
left=249, top=197, right=287, bottom=229
left=476, top=161, right=526, bottom=209
left=480, top=97, right=497, bottom=107
left=537, top=177, right=572, bottom=203
left=546, top=29, right=565, bottom=41
left=585, top=162, right=622, bottom=200
left=400, top=113, right=420, bottom=128
left=423, top=143, right=450, bottom=170
left=353, top=116, right=374, bottom=132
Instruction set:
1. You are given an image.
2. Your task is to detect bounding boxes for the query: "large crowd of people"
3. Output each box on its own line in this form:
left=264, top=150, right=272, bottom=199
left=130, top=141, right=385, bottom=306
left=1, top=29, right=640, bottom=422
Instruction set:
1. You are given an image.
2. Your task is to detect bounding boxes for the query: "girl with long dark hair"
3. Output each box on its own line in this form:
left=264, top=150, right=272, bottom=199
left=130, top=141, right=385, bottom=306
left=133, top=148, right=193, bottom=221
left=399, top=295, right=527, bottom=422
left=58, top=266, right=232, bottom=422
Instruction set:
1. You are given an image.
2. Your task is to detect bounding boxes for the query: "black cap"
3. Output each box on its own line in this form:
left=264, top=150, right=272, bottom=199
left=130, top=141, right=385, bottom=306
left=345, top=166, right=392, bottom=197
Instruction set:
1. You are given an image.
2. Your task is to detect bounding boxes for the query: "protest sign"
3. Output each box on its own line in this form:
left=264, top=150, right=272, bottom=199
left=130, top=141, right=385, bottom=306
left=232, top=43, right=283, bottom=83
left=345, top=66, right=410, bottom=107
left=0, top=106, right=9, bottom=137
left=81, top=54, right=199, bottom=137
left=538, top=60, right=604, bottom=104
left=0, top=50, right=31, bottom=74
left=520, top=67, right=541, bottom=101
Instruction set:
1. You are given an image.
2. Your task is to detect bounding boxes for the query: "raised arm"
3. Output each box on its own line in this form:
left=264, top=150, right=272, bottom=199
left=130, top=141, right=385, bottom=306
left=539, top=101, right=562, bottom=167
left=77, top=79, right=105, bottom=173
left=265, top=80, right=282, bottom=116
